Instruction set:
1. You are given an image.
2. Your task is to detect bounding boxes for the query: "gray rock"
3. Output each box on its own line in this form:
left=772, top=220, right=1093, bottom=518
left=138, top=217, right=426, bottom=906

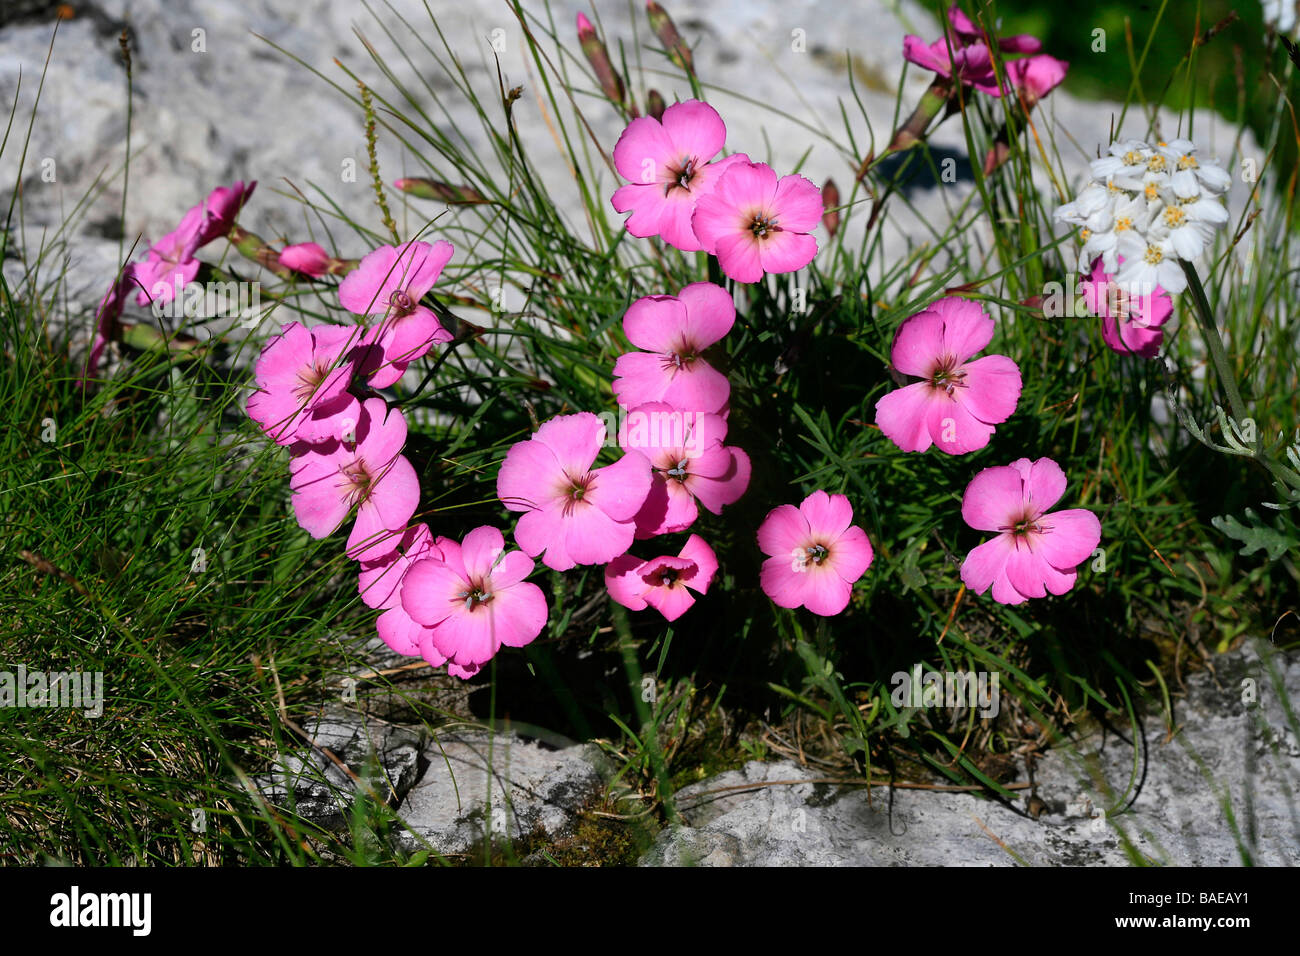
left=255, top=706, right=424, bottom=831
left=394, top=731, right=607, bottom=857
left=642, top=642, right=1300, bottom=866
left=255, top=704, right=609, bottom=857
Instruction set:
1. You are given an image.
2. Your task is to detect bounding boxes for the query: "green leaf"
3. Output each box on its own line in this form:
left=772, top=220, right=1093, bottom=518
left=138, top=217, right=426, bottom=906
left=1211, top=508, right=1298, bottom=561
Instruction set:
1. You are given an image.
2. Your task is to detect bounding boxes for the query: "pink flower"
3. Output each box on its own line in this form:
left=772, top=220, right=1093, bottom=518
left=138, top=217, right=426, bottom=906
left=757, top=491, right=874, bottom=617
left=338, top=240, right=455, bottom=388
left=134, top=206, right=205, bottom=306
left=1006, top=54, right=1068, bottom=106
left=1080, top=256, right=1171, bottom=359
left=289, top=397, right=420, bottom=562
left=357, top=523, right=447, bottom=661
left=946, top=5, right=1041, bottom=54
left=83, top=264, right=137, bottom=383
left=497, top=412, right=652, bottom=571
left=611, top=281, right=734, bottom=414
left=193, top=180, right=256, bottom=246
left=245, top=321, right=365, bottom=445
left=873, top=297, right=1022, bottom=455
left=278, top=242, right=332, bottom=277
left=959, top=457, right=1101, bottom=605
left=605, top=534, right=718, bottom=622
left=618, top=402, right=750, bottom=537
left=901, top=35, right=1001, bottom=96
left=610, top=99, right=751, bottom=251
left=401, top=525, right=548, bottom=676
left=691, top=161, right=822, bottom=283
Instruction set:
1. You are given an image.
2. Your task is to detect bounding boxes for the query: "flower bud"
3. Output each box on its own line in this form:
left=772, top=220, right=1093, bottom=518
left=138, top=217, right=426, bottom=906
left=646, top=1, right=693, bottom=74
left=577, top=12, right=626, bottom=106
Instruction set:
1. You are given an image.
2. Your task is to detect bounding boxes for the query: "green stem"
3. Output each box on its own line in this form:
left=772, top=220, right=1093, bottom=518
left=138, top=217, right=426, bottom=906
left=1180, top=260, right=1248, bottom=425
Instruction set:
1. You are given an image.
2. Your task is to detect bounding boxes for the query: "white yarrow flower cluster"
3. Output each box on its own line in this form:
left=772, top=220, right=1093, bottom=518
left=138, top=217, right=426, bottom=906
left=1054, top=138, right=1231, bottom=294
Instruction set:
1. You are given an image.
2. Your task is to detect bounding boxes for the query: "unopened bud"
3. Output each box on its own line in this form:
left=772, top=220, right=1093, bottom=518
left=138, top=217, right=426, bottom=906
left=646, top=88, right=666, bottom=121
left=646, top=1, right=693, bottom=75
left=393, top=177, right=489, bottom=204
left=821, top=178, right=840, bottom=238
left=577, top=12, right=625, bottom=106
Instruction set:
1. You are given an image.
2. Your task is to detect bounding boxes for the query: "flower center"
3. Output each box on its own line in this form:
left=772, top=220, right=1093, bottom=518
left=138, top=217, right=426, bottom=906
left=665, top=156, right=698, bottom=194
left=1122, top=150, right=1144, bottom=166
left=389, top=289, right=416, bottom=317
left=666, top=458, right=690, bottom=481
left=1162, top=206, right=1186, bottom=228
left=1115, top=216, right=1133, bottom=232
left=458, top=578, right=494, bottom=611
left=1143, top=244, right=1164, bottom=265
left=998, top=512, right=1046, bottom=538
left=1177, top=154, right=1198, bottom=169
left=651, top=566, right=680, bottom=587
left=749, top=213, right=779, bottom=239
left=293, top=360, right=331, bottom=403
left=1147, top=155, right=1167, bottom=172
left=340, top=459, right=373, bottom=509
left=562, top=472, right=596, bottom=515
left=1144, top=182, right=1159, bottom=201
left=929, top=356, right=967, bottom=396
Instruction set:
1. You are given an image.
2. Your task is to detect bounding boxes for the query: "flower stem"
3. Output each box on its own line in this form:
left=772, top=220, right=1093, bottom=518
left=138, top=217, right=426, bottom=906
left=1180, top=259, right=1248, bottom=426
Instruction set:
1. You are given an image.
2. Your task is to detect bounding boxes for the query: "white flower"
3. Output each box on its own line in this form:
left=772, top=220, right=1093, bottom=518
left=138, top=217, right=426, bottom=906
left=1056, top=135, right=1231, bottom=293
left=1089, top=139, right=1152, bottom=181
left=1116, top=233, right=1185, bottom=293
left=1083, top=192, right=1149, bottom=272
left=1155, top=138, right=1232, bottom=197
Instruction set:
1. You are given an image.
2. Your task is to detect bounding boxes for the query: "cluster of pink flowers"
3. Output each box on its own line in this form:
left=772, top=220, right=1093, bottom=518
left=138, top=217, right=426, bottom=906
left=903, top=5, right=1068, bottom=103
left=871, top=295, right=1100, bottom=604
left=247, top=239, right=548, bottom=678
left=604, top=99, right=873, bottom=616
left=611, top=99, right=822, bottom=283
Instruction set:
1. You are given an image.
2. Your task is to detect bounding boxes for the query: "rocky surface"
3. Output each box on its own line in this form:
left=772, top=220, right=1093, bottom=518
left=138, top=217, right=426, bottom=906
left=641, top=641, right=1300, bottom=866
left=257, top=704, right=608, bottom=858
left=0, top=0, right=1259, bottom=332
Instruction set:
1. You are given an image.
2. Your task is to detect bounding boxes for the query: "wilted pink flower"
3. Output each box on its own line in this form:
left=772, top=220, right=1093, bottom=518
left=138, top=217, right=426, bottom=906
left=873, top=297, right=1021, bottom=455
left=1080, top=256, right=1171, bottom=359
left=611, top=99, right=750, bottom=251
left=959, top=457, right=1101, bottom=605
left=289, top=397, right=420, bottom=562
left=618, top=402, right=750, bottom=537
left=401, top=525, right=548, bottom=676
left=497, top=412, right=652, bottom=571
left=134, top=206, right=205, bottom=306
left=605, top=534, right=718, bottom=622
left=338, top=239, right=455, bottom=388
left=691, top=161, right=821, bottom=283
left=279, top=242, right=332, bottom=277
left=83, top=263, right=137, bottom=383
left=612, top=282, right=734, bottom=414
left=1006, top=54, right=1068, bottom=106
left=946, top=5, right=1041, bottom=54
left=246, top=321, right=364, bottom=445
left=193, top=180, right=256, bottom=246
left=757, top=490, right=874, bottom=617
left=901, top=35, right=1001, bottom=96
